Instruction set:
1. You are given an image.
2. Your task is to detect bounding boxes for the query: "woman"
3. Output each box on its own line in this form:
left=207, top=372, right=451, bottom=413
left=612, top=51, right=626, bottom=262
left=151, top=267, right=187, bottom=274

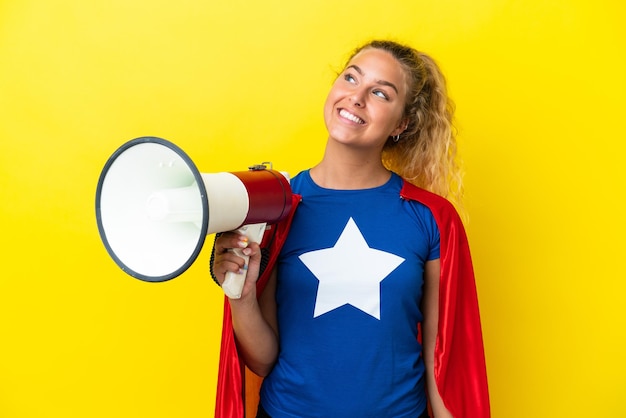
left=211, top=40, right=490, bottom=418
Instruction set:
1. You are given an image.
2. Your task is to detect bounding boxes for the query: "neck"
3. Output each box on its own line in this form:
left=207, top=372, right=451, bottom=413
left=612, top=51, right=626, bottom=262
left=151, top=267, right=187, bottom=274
left=310, top=141, right=390, bottom=190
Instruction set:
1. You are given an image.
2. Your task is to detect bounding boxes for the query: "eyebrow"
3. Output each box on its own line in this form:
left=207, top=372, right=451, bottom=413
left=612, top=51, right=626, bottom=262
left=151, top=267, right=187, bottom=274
left=346, top=64, right=399, bottom=94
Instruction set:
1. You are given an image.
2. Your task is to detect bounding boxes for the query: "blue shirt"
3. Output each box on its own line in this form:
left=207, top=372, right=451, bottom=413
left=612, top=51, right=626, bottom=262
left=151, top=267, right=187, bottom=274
left=260, top=171, right=440, bottom=418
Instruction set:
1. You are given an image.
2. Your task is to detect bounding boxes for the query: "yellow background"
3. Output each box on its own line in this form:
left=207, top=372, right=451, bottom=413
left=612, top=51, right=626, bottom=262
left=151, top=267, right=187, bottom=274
left=1, top=0, right=624, bottom=416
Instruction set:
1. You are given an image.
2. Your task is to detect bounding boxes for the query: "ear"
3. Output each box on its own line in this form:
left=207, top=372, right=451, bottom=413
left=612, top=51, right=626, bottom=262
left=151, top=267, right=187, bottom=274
left=390, top=118, right=409, bottom=137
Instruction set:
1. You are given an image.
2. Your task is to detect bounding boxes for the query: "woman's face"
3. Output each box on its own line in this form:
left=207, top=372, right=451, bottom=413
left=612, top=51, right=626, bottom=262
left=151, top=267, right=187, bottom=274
left=323, top=48, right=408, bottom=151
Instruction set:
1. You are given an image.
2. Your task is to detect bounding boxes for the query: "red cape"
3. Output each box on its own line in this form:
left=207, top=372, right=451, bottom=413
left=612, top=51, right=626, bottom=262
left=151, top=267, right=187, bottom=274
left=215, top=182, right=490, bottom=418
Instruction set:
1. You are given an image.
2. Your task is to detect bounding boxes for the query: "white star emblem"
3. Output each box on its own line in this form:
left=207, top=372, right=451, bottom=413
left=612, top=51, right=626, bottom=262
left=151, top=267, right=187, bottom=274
left=299, top=217, right=405, bottom=319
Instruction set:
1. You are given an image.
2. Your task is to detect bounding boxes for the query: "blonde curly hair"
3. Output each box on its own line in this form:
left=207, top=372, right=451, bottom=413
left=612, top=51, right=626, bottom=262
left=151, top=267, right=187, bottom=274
left=345, top=40, right=464, bottom=211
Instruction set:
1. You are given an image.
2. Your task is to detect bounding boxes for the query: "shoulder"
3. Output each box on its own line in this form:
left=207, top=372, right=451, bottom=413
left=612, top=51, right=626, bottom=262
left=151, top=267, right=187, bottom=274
left=288, top=170, right=310, bottom=193
left=399, top=179, right=462, bottom=226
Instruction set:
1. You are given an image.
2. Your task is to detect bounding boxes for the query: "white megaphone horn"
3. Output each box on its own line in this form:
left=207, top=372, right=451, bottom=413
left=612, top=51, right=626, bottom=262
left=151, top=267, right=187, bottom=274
left=95, top=136, right=293, bottom=298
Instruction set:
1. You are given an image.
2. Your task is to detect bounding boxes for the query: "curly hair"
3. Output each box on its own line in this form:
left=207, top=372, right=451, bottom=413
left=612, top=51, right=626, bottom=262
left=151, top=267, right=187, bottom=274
left=345, top=40, right=464, bottom=211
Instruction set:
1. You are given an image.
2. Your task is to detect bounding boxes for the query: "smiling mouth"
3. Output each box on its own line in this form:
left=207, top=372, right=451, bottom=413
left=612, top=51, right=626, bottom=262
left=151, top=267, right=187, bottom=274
left=339, top=109, right=365, bottom=124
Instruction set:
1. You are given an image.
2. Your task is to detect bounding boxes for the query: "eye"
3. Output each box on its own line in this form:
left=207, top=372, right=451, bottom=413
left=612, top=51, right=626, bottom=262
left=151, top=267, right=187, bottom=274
left=373, top=90, right=389, bottom=100
left=343, top=73, right=356, bottom=83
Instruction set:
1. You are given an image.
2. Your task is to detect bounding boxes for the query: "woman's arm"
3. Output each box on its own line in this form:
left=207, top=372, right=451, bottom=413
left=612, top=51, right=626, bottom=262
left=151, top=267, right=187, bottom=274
left=422, top=259, right=453, bottom=418
left=212, top=232, right=279, bottom=376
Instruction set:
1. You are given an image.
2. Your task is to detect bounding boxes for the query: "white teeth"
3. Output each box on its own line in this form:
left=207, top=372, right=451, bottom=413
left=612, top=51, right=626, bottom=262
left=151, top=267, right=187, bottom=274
left=339, top=109, right=364, bottom=124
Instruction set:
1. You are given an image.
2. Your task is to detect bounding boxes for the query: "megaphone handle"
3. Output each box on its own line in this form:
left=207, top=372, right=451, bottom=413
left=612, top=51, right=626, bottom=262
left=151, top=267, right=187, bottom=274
left=222, top=249, right=249, bottom=299
left=220, top=222, right=267, bottom=299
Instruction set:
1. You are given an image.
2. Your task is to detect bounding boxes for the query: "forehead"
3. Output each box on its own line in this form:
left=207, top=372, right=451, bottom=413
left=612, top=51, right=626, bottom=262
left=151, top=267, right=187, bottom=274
left=346, top=48, right=408, bottom=91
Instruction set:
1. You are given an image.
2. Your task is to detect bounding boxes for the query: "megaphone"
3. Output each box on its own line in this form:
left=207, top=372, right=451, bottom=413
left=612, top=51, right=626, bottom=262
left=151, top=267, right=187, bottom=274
left=95, top=136, right=293, bottom=298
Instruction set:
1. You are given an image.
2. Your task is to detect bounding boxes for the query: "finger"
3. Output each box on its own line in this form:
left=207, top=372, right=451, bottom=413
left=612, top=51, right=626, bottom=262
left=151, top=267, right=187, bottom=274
left=216, top=250, right=240, bottom=265
left=214, top=232, right=251, bottom=254
left=242, top=242, right=262, bottom=282
left=212, top=258, right=246, bottom=284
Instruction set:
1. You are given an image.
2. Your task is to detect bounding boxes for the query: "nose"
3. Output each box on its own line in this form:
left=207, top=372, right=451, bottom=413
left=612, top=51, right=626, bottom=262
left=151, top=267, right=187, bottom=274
left=350, top=88, right=366, bottom=107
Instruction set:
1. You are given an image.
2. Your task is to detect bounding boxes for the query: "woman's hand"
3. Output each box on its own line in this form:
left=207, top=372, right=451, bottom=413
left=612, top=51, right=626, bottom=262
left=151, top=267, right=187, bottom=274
left=211, top=232, right=262, bottom=300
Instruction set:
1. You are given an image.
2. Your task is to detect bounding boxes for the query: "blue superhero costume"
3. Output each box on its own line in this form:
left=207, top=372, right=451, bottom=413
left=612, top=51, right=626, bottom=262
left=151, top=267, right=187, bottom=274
left=214, top=172, right=490, bottom=418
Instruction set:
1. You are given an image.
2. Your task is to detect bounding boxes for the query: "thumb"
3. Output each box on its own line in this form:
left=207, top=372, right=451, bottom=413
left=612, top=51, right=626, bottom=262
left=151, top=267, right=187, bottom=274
left=244, top=242, right=262, bottom=282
